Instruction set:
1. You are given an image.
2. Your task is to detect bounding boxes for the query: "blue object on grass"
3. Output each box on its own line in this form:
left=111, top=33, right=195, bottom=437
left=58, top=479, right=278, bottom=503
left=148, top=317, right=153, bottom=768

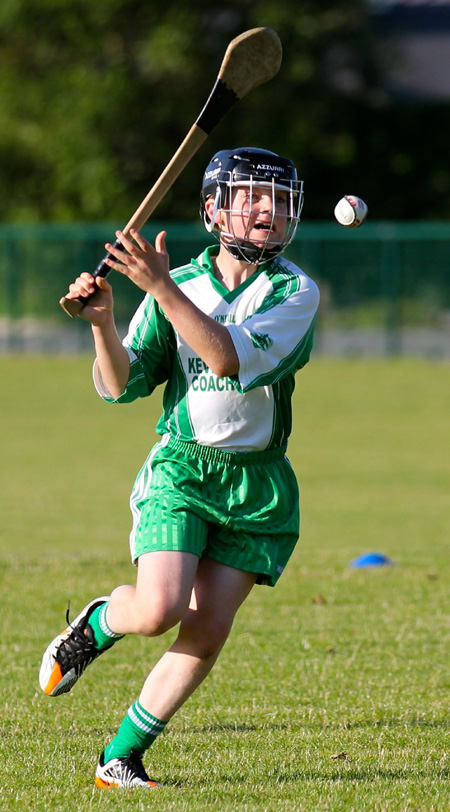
left=350, top=552, right=394, bottom=568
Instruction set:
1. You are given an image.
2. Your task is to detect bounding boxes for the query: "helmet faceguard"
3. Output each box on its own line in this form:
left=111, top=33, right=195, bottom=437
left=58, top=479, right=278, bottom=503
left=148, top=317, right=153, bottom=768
left=200, top=147, right=304, bottom=265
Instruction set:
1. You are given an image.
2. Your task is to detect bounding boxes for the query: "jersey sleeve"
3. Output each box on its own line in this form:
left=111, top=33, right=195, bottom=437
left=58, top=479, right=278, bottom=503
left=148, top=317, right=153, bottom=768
left=226, top=270, right=320, bottom=393
left=93, top=294, right=175, bottom=404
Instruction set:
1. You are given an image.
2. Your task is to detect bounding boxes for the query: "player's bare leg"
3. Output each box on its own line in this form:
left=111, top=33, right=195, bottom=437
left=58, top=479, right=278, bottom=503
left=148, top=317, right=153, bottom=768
left=39, top=550, right=199, bottom=697
left=105, top=550, right=200, bottom=636
left=94, top=557, right=256, bottom=788
left=41, top=552, right=256, bottom=787
left=138, top=557, right=256, bottom=719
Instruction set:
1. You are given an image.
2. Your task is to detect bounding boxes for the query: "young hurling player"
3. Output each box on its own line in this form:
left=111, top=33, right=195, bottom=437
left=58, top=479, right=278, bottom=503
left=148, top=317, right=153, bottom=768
left=39, top=148, right=320, bottom=788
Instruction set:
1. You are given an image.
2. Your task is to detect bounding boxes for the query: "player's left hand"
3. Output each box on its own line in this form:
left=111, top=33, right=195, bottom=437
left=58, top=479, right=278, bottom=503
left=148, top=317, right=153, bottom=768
left=104, top=229, right=170, bottom=295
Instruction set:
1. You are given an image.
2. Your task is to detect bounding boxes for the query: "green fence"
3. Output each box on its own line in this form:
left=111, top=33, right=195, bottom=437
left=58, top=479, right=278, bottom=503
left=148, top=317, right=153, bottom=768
left=1, top=222, right=450, bottom=355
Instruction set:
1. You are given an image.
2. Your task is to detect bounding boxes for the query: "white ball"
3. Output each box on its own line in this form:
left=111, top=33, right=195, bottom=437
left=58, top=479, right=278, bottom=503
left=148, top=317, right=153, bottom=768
left=334, top=195, right=368, bottom=228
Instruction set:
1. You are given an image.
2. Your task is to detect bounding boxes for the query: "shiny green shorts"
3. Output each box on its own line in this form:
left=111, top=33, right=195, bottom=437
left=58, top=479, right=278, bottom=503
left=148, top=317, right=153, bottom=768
left=129, top=436, right=300, bottom=586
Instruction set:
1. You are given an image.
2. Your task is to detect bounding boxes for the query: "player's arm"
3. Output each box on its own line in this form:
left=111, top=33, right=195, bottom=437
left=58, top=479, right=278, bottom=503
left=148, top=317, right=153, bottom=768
left=104, top=230, right=239, bottom=379
left=64, top=273, right=130, bottom=399
left=152, top=281, right=239, bottom=379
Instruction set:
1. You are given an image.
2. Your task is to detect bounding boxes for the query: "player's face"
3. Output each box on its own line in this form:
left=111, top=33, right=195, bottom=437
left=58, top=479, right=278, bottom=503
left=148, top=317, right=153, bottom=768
left=226, top=185, right=289, bottom=246
left=230, top=186, right=288, bottom=244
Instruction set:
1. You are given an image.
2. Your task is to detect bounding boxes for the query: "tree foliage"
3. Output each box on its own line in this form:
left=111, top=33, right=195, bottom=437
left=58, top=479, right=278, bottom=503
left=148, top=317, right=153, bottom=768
left=0, top=0, right=448, bottom=222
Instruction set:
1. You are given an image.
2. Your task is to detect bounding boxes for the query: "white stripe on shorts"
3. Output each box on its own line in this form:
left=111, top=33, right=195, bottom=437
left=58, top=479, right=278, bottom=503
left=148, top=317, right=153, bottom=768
left=129, top=434, right=170, bottom=565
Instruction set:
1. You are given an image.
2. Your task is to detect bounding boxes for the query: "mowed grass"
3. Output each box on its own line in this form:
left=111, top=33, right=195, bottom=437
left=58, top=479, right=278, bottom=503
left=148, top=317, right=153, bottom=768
left=1, top=355, right=450, bottom=812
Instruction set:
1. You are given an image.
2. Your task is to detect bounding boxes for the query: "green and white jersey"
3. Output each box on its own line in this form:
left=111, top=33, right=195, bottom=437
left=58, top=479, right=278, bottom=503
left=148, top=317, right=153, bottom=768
left=94, top=245, right=319, bottom=452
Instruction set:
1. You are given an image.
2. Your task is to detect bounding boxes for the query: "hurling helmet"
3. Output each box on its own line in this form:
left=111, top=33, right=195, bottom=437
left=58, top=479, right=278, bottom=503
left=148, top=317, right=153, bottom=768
left=200, top=147, right=303, bottom=264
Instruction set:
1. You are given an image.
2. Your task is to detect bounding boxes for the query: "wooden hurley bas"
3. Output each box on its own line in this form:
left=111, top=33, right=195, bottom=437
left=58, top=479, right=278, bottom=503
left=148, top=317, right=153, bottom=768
left=59, top=27, right=282, bottom=318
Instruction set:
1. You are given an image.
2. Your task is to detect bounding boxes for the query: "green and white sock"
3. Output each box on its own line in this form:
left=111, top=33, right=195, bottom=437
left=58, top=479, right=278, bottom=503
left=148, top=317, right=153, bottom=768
left=104, top=701, right=168, bottom=761
left=88, top=602, right=125, bottom=651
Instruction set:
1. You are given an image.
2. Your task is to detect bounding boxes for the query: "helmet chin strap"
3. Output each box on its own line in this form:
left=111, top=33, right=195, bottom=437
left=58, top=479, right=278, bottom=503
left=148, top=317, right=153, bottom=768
left=220, top=235, right=281, bottom=265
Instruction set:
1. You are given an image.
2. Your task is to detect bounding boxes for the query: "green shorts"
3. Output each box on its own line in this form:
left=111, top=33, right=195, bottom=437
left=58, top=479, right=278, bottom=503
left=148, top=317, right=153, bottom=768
left=129, top=436, right=300, bottom=586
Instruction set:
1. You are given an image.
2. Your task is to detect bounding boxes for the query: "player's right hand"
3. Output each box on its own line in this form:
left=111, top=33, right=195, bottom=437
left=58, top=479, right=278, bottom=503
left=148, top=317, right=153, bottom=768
left=66, top=273, right=114, bottom=325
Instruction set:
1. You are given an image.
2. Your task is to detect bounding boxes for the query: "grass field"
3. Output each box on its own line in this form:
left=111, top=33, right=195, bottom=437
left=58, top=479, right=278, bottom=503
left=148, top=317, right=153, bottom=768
left=1, top=355, right=450, bottom=811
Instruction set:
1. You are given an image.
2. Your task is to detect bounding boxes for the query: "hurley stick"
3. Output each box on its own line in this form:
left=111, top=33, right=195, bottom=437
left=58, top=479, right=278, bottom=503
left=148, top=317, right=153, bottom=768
left=60, top=27, right=282, bottom=317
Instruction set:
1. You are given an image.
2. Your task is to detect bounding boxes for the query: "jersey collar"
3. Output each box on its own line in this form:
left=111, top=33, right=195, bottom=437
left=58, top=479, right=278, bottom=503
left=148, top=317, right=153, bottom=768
left=192, top=245, right=274, bottom=300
